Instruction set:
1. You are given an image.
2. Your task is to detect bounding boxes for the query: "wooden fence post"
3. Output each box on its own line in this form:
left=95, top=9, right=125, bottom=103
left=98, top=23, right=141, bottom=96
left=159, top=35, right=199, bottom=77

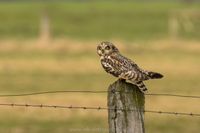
left=108, top=79, right=145, bottom=133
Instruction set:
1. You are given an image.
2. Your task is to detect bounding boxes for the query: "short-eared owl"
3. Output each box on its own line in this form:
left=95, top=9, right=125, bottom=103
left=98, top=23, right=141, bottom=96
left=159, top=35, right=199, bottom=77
left=97, top=41, right=163, bottom=93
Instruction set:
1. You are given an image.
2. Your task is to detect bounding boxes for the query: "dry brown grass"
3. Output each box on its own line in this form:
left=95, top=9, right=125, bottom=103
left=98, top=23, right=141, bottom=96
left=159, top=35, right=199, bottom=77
left=0, top=38, right=199, bottom=75
left=0, top=38, right=199, bottom=121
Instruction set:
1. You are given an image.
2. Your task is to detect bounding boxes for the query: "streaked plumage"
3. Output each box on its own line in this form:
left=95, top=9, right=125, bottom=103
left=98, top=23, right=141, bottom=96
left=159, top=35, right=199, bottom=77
left=97, top=41, right=163, bottom=93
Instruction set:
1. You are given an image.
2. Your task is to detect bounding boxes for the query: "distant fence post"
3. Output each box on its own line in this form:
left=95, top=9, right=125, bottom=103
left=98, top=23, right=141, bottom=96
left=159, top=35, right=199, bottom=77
left=38, top=11, right=50, bottom=45
left=169, top=13, right=179, bottom=40
left=108, top=79, right=145, bottom=133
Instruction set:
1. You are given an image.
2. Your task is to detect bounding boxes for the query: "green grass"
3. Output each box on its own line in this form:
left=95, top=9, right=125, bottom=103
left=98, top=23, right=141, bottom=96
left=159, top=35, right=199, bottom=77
left=0, top=1, right=199, bottom=40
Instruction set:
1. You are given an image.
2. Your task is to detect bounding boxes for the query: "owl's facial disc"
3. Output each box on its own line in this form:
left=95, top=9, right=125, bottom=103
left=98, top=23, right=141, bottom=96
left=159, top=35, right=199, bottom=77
left=104, top=45, right=112, bottom=55
left=97, top=41, right=119, bottom=56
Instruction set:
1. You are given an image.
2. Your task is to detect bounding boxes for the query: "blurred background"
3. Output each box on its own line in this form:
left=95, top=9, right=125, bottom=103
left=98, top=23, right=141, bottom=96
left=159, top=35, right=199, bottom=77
left=0, top=0, right=200, bottom=133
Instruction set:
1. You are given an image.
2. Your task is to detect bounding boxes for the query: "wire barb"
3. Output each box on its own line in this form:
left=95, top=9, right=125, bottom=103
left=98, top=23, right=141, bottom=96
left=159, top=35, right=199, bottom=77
left=0, top=103, right=200, bottom=117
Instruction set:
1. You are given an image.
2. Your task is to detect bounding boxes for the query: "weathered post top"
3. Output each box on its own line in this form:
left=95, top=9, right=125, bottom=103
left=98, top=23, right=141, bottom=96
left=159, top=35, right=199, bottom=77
left=108, top=79, right=145, bottom=133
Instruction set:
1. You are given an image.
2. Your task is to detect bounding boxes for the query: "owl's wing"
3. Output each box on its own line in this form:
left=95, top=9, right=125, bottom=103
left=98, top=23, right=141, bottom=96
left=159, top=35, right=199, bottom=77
left=114, top=54, right=150, bottom=81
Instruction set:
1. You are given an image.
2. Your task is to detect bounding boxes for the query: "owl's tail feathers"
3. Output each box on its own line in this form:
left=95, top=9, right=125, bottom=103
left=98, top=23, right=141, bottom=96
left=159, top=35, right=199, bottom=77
left=148, top=71, right=163, bottom=79
left=136, top=81, right=147, bottom=93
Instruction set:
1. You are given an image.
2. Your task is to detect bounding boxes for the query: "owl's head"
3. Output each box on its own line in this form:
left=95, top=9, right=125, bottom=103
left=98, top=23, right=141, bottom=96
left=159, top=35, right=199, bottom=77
left=97, top=41, right=119, bottom=56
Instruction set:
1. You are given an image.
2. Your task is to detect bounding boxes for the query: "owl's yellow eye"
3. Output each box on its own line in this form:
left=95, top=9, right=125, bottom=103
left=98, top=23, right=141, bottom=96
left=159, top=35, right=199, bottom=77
left=105, top=46, right=110, bottom=50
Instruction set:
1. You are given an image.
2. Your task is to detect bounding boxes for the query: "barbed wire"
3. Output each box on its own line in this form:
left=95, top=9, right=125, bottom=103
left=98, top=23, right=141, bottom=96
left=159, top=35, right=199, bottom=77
left=0, top=90, right=200, bottom=99
left=0, top=103, right=199, bottom=117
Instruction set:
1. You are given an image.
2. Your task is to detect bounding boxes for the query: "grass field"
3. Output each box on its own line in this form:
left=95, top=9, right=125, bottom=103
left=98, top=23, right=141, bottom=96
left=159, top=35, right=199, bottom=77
left=0, top=1, right=199, bottom=40
left=0, top=39, right=200, bottom=133
left=0, top=1, right=200, bottom=132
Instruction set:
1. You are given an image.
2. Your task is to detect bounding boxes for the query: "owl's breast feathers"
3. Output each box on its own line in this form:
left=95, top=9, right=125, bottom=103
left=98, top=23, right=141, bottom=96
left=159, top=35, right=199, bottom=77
left=100, top=54, right=150, bottom=81
left=100, top=55, right=122, bottom=77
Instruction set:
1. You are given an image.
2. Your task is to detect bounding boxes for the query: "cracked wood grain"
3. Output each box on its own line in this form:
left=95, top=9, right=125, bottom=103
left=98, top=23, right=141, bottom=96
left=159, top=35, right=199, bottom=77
left=108, top=79, right=145, bottom=133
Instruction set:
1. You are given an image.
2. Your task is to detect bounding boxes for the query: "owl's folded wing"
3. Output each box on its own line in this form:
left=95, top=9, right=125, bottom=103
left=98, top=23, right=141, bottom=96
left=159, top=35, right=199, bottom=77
left=111, top=54, right=150, bottom=81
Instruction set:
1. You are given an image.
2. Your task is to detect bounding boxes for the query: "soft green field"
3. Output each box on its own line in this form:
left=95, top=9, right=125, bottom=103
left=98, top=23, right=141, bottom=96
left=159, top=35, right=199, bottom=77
left=0, top=1, right=199, bottom=40
left=0, top=39, right=200, bottom=133
left=0, top=1, right=200, bottom=133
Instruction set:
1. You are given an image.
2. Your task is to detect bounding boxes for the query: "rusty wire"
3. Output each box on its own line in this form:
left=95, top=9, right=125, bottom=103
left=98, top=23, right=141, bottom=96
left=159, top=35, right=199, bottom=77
left=0, top=103, right=200, bottom=117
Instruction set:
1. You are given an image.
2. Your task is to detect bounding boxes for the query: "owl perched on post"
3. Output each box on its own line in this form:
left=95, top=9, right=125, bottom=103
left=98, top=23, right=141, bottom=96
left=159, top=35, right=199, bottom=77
left=97, top=41, right=163, bottom=93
